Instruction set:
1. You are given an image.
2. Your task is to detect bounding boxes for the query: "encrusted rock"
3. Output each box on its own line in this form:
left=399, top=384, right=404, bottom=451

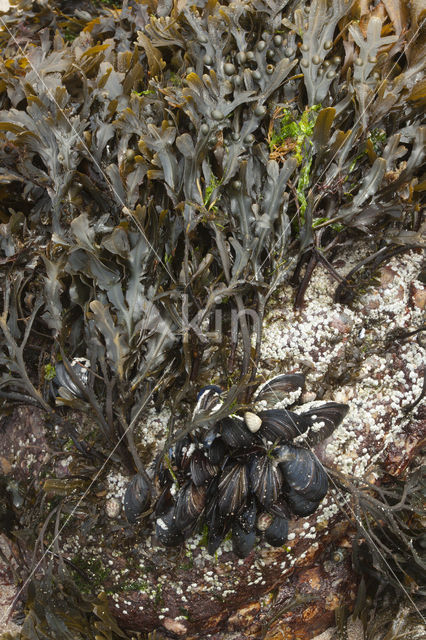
left=0, top=246, right=423, bottom=639
left=163, top=617, right=188, bottom=635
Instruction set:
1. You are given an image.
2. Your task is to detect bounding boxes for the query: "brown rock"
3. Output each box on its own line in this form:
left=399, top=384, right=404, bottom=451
left=163, top=617, right=187, bottom=635
left=261, top=549, right=356, bottom=640
left=411, top=284, right=426, bottom=310
left=228, top=603, right=261, bottom=630
left=380, top=266, right=397, bottom=285
left=0, top=456, right=12, bottom=474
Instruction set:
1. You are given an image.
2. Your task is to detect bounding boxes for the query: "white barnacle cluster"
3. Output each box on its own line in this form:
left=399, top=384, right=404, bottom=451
left=259, top=243, right=424, bottom=504
left=106, top=471, right=128, bottom=501
left=136, top=404, right=172, bottom=450
left=270, top=387, right=303, bottom=409
left=326, top=340, right=423, bottom=477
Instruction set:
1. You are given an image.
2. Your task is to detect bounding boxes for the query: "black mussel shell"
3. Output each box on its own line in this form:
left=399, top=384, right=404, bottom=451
left=249, top=454, right=282, bottom=508
left=53, top=359, right=89, bottom=399
left=156, top=507, right=184, bottom=547
left=300, top=402, right=349, bottom=445
left=158, top=467, right=173, bottom=488
left=206, top=502, right=231, bottom=555
left=203, top=476, right=220, bottom=526
left=277, top=444, right=328, bottom=502
left=205, top=475, right=219, bottom=507
left=193, top=385, right=222, bottom=415
left=155, top=485, right=174, bottom=517
left=258, top=409, right=310, bottom=443
left=268, top=497, right=291, bottom=520
left=232, top=521, right=256, bottom=558
left=218, top=461, right=249, bottom=516
left=286, top=488, right=320, bottom=516
left=175, top=482, right=206, bottom=530
left=174, top=435, right=194, bottom=472
left=255, top=373, right=305, bottom=403
left=264, top=515, right=289, bottom=547
left=123, top=473, right=151, bottom=524
left=206, top=436, right=227, bottom=465
left=190, top=449, right=217, bottom=485
left=220, top=416, right=259, bottom=449
left=237, top=494, right=257, bottom=533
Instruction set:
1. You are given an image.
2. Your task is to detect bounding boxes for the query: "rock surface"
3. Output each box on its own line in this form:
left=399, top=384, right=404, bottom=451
left=0, top=244, right=424, bottom=638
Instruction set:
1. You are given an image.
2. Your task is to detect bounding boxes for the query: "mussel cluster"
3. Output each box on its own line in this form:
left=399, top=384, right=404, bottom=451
left=146, top=374, right=348, bottom=557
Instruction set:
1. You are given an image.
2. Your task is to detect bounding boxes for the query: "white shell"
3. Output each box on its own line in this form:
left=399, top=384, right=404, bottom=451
left=256, top=512, right=273, bottom=531
left=105, top=498, right=121, bottom=519
left=244, top=411, right=262, bottom=433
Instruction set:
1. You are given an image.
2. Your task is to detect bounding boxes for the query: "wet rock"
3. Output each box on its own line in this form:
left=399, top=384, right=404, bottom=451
left=410, top=283, right=426, bottom=310
left=0, top=247, right=423, bottom=639
left=163, top=617, right=188, bottom=635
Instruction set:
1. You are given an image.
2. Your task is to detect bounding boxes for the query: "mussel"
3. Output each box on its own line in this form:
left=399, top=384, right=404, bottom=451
left=174, top=481, right=206, bottom=530
left=52, top=358, right=90, bottom=399
left=300, top=402, right=349, bottom=445
left=155, top=507, right=184, bottom=547
left=220, top=416, right=259, bottom=449
left=190, top=450, right=217, bottom=485
left=286, top=489, right=320, bottom=516
left=218, top=461, right=249, bottom=516
left=268, top=497, right=291, bottom=520
left=232, top=521, right=256, bottom=558
left=193, top=385, right=223, bottom=416
left=249, top=454, right=282, bottom=508
left=258, top=409, right=310, bottom=443
left=264, top=515, right=289, bottom=547
left=236, top=495, right=257, bottom=533
left=123, top=473, right=151, bottom=524
left=206, top=436, right=227, bottom=465
left=277, top=444, right=328, bottom=503
left=206, top=501, right=230, bottom=555
left=255, top=373, right=305, bottom=404
left=155, top=485, right=174, bottom=517
left=174, top=435, right=194, bottom=473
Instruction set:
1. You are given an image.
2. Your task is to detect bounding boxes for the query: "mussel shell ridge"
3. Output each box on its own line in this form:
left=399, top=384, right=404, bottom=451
left=258, top=409, right=310, bottom=443
left=249, top=454, right=282, bottom=508
left=255, top=373, right=305, bottom=403
left=218, top=462, right=249, bottom=516
left=220, top=416, right=259, bottom=449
